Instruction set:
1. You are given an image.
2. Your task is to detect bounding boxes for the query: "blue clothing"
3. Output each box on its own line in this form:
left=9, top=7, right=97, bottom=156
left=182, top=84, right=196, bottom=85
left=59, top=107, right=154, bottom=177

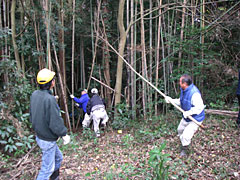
left=73, top=94, right=90, bottom=113
left=180, top=84, right=205, bottom=122
left=237, top=69, right=240, bottom=95
left=36, top=136, right=63, bottom=180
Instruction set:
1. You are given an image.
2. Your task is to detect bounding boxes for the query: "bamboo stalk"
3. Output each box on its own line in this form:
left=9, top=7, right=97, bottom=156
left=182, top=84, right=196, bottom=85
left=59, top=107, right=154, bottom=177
left=71, top=0, right=76, bottom=131
left=52, top=42, right=72, bottom=132
left=87, top=0, right=101, bottom=90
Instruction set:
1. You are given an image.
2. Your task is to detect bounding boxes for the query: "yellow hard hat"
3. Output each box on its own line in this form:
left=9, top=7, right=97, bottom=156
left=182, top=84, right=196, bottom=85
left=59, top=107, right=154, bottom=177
left=37, top=68, right=56, bottom=84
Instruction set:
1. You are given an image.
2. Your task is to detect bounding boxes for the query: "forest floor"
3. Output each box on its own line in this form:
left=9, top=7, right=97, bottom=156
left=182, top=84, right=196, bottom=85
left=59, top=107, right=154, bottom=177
left=0, top=113, right=239, bottom=180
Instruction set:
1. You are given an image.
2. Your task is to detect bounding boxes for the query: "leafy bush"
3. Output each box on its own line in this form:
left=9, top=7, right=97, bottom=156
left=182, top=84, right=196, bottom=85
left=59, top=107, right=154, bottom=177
left=0, top=59, right=35, bottom=155
left=111, top=103, right=134, bottom=130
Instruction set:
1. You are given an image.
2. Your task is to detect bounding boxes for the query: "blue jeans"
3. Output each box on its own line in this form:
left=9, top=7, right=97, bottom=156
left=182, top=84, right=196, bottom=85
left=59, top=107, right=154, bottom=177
left=36, top=136, right=63, bottom=180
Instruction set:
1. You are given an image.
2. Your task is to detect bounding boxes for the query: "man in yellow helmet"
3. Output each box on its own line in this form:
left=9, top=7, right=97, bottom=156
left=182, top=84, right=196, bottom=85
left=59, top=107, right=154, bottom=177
left=30, top=68, right=70, bottom=180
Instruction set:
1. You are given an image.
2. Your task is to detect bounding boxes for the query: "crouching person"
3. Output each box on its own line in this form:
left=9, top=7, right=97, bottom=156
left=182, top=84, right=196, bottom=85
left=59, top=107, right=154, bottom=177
left=86, top=88, right=109, bottom=137
left=70, top=89, right=91, bottom=128
left=30, top=68, right=70, bottom=180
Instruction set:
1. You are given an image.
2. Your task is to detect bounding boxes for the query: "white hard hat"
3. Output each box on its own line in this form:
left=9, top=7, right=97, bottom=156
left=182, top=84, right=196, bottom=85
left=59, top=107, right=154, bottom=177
left=91, top=88, right=98, bottom=94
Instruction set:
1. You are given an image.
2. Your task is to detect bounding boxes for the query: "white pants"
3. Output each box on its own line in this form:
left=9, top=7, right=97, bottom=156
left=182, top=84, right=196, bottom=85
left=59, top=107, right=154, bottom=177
left=177, top=118, right=202, bottom=146
left=82, top=108, right=109, bottom=136
left=82, top=113, right=91, bottom=128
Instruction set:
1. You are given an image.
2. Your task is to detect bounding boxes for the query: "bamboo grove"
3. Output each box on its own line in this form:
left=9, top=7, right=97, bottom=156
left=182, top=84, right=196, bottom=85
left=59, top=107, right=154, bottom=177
left=1, top=0, right=240, bottom=135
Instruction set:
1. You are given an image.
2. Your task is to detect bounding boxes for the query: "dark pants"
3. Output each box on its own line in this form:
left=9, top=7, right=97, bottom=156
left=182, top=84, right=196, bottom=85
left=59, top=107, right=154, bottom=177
left=237, top=95, right=240, bottom=126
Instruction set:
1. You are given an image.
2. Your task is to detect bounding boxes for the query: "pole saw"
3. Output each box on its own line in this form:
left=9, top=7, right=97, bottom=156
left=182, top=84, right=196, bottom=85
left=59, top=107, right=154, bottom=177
left=100, top=36, right=205, bottom=129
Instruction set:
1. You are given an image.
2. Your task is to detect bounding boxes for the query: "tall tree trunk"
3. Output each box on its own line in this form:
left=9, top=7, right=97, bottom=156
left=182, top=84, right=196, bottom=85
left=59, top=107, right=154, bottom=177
left=155, top=0, right=162, bottom=116
left=149, top=0, right=153, bottom=116
left=126, top=0, right=130, bottom=108
left=101, top=0, right=112, bottom=108
left=52, top=42, right=71, bottom=132
left=0, top=0, right=2, bottom=61
left=130, top=0, right=136, bottom=119
left=200, top=0, right=205, bottom=92
left=80, top=38, right=85, bottom=88
left=114, top=0, right=127, bottom=107
left=40, top=0, right=51, bottom=68
left=11, top=0, right=21, bottom=71
left=41, top=0, right=52, bottom=68
left=20, top=3, right=25, bottom=73
left=178, top=0, right=187, bottom=70
left=71, top=0, right=76, bottom=131
left=87, top=0, right=100, bottom=90
left=58, top=0, right=67, bottom=123
left=31, top=0, right=44, bottom=69
left=139, top=0, right=147, bottom=119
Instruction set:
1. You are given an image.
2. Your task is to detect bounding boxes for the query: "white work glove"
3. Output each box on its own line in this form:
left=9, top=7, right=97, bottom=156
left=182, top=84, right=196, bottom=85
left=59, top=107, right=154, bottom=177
left=183, top=110, right=192, bottom=119
left=62, top=135, right=70, bottom=145
left=164, top=96, right=172, bottom=104
left=75, top=103, right=79, bottom=107
left=70, top=94, right=74, bottom=99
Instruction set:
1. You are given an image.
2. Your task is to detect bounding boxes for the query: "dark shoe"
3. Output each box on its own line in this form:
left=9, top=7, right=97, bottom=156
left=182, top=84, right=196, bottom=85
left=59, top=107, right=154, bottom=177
left=50, top=169, right=59, bottom=180
left=180, top=146, right=189, bottom=157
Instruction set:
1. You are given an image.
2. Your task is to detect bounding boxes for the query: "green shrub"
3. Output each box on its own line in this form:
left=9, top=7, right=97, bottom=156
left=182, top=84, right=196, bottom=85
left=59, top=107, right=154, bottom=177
left=0, top=59, right=35, bottom=155
left=148, top=142, right=171, bottom=180
left=111, top=103, right=134, bottom=130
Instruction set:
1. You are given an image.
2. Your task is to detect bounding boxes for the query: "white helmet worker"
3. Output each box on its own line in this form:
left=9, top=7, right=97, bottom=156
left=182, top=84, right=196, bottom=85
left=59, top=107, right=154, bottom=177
left=91, top=88, right=98, bottom=94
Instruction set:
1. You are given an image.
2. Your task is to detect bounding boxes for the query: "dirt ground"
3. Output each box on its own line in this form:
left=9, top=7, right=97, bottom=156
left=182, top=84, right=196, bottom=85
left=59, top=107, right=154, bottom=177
left=0, top=115, right=239, bottom=180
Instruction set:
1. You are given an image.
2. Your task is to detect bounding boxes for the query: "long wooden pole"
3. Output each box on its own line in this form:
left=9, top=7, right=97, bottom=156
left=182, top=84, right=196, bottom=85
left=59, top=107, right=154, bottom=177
left=100, top=37, right=205, bottom=129
left=91, top=77, right=124, bottom=97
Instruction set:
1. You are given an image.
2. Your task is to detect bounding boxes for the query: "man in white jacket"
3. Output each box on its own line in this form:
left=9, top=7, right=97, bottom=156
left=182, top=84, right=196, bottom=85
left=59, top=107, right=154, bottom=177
left=165, top=74, right=205, bottom=157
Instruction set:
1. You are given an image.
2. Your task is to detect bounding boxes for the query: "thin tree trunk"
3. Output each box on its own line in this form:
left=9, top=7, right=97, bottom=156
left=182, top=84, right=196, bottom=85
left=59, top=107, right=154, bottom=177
left=139, top=0, right=147, bottom=119
left=52, top=42, right=72, bottom=132
left=20, top=3, right=25, bottom=73
left=178, top=0, right=187, bottom=70
left=3, top=0, right=9, bottom=66
left=101, top=0, right=112, bottom=108
left=149, top=0, right=153, bottom=116
left=130, top=0, right=136, bottom=119
left=155, top=0, right=162, bottom=116
left=71, top=0, right=76, bottom=131
left=11, top=0, right=21, bottom=71
left=58, top=0, right=67, bottom=123
left=161, top=25, right=166, bottom=112
left=80, top=38, right=85, bottom=88
left=32, top=0, right=44, bottom=68
left=0, top=0, right=2, bottom=62
left=87, top=0, right=101, bottom=90
left=42, top=0, right=52, bottom=68
left=126, top=0, right=130, bottom=108
left=200, top=0, right=205, bottom=93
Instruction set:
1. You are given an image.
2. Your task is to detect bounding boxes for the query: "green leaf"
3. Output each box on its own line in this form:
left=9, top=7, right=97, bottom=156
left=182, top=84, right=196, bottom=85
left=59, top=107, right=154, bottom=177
left=15, top=142, right=24, bottom=146
left=0, top=140, right=7, bottom=144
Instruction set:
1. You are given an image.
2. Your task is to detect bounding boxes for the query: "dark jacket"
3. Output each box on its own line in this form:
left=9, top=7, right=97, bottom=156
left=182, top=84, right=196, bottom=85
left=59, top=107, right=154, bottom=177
left=86, top=94, right=105, bottom=115
left=73, top=93, right=90, bottom=113
left=237, top=69, right=240, bottom=95
left=30, top=90, right=67, bottom=141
